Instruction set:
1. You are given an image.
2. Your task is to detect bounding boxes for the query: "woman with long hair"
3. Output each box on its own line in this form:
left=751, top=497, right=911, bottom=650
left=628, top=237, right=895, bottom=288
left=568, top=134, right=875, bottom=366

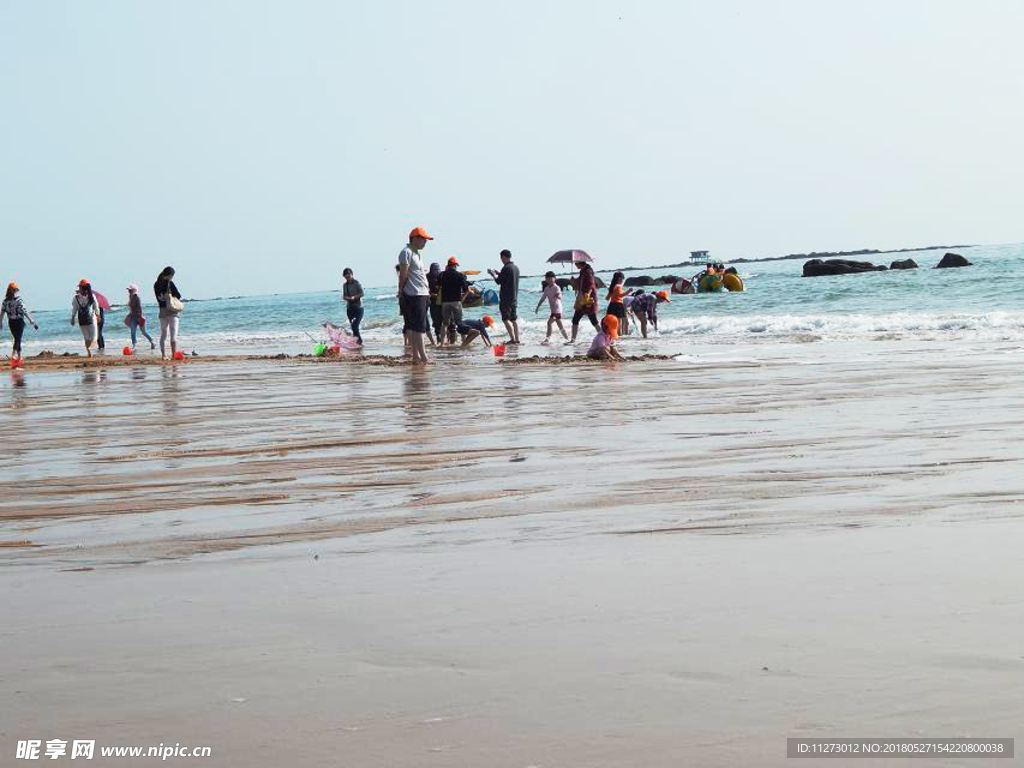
left=605, top=271, right=629, bottom=336
left=70, top=279, right=100, bottom=357
left=1, top=283, right=38, bottom=362
left=154, top=266, right=183, bottom=360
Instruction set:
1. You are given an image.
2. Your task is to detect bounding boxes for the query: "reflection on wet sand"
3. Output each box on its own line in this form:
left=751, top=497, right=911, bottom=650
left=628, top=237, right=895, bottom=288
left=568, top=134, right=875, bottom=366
left=0, top=343, right=1022, bottom=567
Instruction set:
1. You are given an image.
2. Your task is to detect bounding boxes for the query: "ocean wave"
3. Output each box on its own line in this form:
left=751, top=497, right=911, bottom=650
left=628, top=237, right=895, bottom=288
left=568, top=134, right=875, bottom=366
left=654, top=311, right=1024, bottom=340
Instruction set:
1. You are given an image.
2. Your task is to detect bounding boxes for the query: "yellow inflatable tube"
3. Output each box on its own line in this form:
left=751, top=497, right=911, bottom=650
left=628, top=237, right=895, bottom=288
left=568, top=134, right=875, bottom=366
left=722, top=273, right=744, bottom=292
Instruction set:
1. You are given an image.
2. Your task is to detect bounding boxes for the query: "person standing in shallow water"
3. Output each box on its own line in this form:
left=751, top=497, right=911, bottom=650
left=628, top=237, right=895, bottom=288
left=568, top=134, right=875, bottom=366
left=71, top=279, right=100, bottom=357
left=126, top=284, right=155, bottom=350
left=154, top=266, right=183, bottom=360
left=488, top=249, right=520, bottom=344
left=397, top=227, right=433, bottom=365
left=342, top=268, right=364, bottom=345
left=568, top=260, right=599, bottom=344
left=1, top=283, right=38, bottom=362
left=426, top=262, right=444, bottom=343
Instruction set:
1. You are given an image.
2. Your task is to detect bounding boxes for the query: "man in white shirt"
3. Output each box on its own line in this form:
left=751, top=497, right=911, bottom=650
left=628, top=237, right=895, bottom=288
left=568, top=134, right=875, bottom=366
left=398, top=226, right=433, bottom=364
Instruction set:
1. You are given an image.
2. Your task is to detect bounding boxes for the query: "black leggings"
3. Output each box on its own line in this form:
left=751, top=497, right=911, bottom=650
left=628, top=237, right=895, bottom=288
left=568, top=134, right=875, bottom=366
left=9, top=318, right=25, bottom=354
left=572, top=307, right=599, bottom=327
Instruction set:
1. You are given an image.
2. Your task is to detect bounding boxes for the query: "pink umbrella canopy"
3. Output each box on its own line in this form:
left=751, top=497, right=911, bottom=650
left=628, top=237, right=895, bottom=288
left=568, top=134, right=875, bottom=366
left=92, top=291, right=112, bottom=310
left=547, top=249, right=593, bottom=264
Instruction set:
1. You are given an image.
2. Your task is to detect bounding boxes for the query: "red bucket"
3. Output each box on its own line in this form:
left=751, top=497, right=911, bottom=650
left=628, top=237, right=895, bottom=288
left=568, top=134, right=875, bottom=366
left=493, top=344, right=506, bottom=357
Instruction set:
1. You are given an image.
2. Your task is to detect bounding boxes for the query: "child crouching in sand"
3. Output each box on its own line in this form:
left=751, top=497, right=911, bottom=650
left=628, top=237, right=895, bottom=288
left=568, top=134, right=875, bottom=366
left=588, top=315, right=623, bottom=361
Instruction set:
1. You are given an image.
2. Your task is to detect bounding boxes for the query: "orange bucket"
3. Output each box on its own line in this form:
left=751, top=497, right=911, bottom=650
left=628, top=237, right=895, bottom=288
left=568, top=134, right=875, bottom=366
left=493, top=344, right=506, bottom=357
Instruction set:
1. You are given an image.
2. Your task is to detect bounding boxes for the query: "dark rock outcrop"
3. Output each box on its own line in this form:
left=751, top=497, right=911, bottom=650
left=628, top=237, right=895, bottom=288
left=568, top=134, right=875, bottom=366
left=658, top=274, right=680, bottom=284
left=624, top=275, right=656, bottom=287
left=889, top=259, right=918, bottom=270
left=934, top=252, right=972, bottom=268
left=802, top=259, right=887, bottom=277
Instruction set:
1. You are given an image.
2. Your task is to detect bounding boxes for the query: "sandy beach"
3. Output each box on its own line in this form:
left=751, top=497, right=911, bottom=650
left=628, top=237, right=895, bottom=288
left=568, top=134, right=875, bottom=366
left=3, top=339, right=1024, bottom=766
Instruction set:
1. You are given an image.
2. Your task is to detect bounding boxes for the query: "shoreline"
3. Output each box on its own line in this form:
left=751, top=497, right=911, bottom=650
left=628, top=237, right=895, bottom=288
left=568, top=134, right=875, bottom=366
left=6, top=350, right=676, bottom=372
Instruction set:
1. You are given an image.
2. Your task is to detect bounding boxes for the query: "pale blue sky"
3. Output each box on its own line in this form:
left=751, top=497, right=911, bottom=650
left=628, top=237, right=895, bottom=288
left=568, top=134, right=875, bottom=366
left=2, top=0, right=1023, bottom=308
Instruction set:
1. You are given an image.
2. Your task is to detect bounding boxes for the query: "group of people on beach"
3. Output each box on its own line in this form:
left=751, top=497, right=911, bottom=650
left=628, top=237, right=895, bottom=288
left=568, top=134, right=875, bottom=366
left=0, top=267, right=185, bottom=363
left=336, top=227, right=675, bottom=364
left=3, top=227, right=675, bottom=366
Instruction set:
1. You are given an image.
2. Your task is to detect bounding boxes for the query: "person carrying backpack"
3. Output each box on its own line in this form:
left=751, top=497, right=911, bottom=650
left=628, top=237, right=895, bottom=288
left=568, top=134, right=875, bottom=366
left=70, top=279, right=100, bottom=357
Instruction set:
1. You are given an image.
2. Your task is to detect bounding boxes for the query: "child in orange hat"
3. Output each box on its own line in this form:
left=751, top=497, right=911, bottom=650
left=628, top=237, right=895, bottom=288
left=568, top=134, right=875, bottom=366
left=587, top=315, right=623, bottom=360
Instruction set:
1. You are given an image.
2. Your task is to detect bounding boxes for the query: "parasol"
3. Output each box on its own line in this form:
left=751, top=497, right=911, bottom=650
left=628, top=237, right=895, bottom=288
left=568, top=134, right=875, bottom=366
left=547, top=249, right=593, bottom=264
left=93, top=291, right=112, bottom=310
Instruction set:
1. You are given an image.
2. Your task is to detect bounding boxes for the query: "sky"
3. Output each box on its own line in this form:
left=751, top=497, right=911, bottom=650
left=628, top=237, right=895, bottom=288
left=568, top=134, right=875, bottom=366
left=3, top=0, right=1024, bottom=308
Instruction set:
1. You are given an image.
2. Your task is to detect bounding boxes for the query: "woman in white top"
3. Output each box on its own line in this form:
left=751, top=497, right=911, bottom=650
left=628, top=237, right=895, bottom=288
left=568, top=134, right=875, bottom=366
left=70, top=279, right=100, bottom=357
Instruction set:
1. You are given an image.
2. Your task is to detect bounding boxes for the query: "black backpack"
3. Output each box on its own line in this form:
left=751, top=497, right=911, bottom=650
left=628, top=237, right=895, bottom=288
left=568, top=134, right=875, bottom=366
left=77, top=297, right=94, bottom=326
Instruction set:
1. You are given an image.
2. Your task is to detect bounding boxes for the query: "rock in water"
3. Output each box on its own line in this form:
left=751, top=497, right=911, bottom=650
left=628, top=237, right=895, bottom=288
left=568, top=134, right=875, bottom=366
left=802, top=259, right=887, bottom=277
left=624, top=275, right=656, bottom=287
left=889, top=259, right=919, bottom=270
left=934, top=252, right=972, bottom=268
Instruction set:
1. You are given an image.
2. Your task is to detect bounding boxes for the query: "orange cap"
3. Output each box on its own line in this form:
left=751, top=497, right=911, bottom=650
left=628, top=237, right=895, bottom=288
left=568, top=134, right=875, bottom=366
left=447, top=256, right=459, bottom=266
left=482, top=315, right=494, bottom=326
left=409, top=226, right=434, bottom=241
left=656, top=290, right=672, bottom=302
left=78, top=279, right=90, bottom=288
left=7, top=282, right=18, bottom=293
left=601, top=314, right=619, bottom=338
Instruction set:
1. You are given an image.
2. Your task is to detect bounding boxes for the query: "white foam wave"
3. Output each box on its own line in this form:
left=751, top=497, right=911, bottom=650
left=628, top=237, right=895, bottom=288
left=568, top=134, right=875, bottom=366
left=655, top=311, right=1024, bottom=340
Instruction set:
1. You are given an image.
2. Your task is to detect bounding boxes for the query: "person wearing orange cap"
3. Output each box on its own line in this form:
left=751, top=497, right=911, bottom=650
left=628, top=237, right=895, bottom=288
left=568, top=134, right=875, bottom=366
left=398, top=227, right=433, bottom=364
left=630, top=289, right=671, bottom=339
left=438, top=256, right=469, bottom=345
left=1, top=283, right=38, bottom=363
left=587, top=314, right=624, bottom=360
left=455, top=315, right=495, bottom=348
left=70, top=280, right=100, bottom=357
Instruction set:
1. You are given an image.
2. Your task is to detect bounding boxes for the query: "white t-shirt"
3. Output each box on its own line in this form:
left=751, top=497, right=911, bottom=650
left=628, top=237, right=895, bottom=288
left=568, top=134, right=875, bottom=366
left=398, top=246, right=429, bottom=297
left=542, top=283, right=563, bottom=315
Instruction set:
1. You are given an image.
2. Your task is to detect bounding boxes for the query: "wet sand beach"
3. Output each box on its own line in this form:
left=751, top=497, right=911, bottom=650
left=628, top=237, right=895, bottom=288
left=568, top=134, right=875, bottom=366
left=3, top=340, right=1024, bottom=766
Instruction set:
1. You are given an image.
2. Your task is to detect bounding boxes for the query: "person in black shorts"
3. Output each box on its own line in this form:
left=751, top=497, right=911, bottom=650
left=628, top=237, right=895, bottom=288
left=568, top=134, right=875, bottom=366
left=488, top=249, right=520, bottom=344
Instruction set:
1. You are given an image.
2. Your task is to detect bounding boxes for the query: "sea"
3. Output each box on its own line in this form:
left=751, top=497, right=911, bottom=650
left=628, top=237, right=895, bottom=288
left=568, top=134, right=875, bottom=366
left=10, top=243, right=1024, bottom=359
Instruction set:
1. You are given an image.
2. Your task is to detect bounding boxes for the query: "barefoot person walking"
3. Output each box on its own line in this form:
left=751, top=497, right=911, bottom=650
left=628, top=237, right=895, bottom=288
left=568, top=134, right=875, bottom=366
left=70, top=280, right=100, bottom=357
left=342, top=268, right=364, bottom=345
left=125, top=284, right=155, bottom=350
left=1, top=283, right=38, bottom=363
left=397, top=227, right=432, bottom=365
left=568, top=260, right=599, bottom=344
left=154, top=266, right=183, bottom=360
left=535, top=272, right=568, bottom=343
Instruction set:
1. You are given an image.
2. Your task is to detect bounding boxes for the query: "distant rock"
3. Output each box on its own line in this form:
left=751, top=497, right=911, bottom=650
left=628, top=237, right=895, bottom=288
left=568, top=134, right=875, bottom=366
left=934, top=252, right=972, bottom=268
left=624, top=275, right=657, bottom=286
left=889, top=259, right=918, bottom=270
left=802, top=259, right=887, bottom=277
left=658, top=275, right=680, bottom=284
